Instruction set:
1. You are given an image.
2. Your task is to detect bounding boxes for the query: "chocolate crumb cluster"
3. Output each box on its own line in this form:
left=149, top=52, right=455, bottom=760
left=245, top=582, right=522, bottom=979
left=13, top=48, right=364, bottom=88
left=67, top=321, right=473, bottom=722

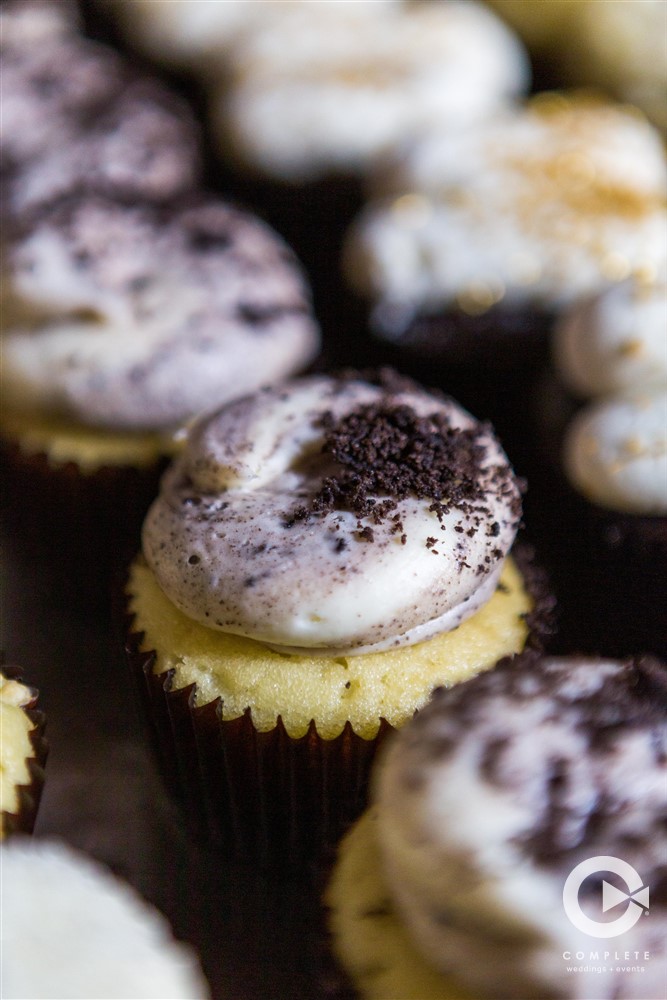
left=289, top=396, right=517, bottom=547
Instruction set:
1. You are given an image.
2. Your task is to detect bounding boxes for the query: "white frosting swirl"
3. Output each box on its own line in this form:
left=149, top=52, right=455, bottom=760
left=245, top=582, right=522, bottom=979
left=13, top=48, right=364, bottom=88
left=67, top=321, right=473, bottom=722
left=1, top=198, right=319, bottom=431
left=553, top=278, right=667, bottom=398
left=142, top=375, right=521, bottom=655
left=347, top=94, right=667, bottom=313
left=218, top=1, right=529, bottom=181
left=109, top=0, right=401, bottom=69
left=563, top=388, right=667, bottom=514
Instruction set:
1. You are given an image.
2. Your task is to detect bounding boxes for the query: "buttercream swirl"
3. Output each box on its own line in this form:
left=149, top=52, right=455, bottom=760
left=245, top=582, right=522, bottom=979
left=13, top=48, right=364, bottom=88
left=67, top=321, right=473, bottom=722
left=1, top=197, right=319, bottom=431
left=142, top=374, right=522, bottom=655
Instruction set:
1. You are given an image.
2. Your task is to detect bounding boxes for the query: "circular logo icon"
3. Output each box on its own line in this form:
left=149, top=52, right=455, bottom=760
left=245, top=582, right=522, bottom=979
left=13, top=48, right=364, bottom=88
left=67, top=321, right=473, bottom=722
left=563, top=856, right=649, bottom=939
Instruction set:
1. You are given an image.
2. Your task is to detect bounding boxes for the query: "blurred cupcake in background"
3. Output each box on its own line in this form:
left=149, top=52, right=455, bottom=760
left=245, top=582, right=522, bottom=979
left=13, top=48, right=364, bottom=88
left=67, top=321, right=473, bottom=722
left=0, top=670, right=47, bottom=840
left=1, top=838, right=210, bottom=999
left=0, top=0, right=201, bottom=213
left=345, top=92, right=667, bottom=453
left=1, top=194, right=320, bottom=603
left=205, top=0, right=529, bottom=352
left=530, top=275, right=667, bottom=655
left=126, top=369, right=553, bottom=866
left=489, top=0, right=667, bottom=132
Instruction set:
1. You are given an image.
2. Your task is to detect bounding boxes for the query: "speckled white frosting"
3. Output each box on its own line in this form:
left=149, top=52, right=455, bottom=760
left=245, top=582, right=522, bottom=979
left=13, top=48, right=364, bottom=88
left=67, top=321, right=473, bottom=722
left=218, top=1, right=529, bottom=181
left=1, top=197, right=319, bottom=432
left=375, top=655, right=667, bottom=1000
left=1, top=839, right=210, bottom=999
left=563, top=387, right=667, bottom=514
left=110, top=0, right=401, bottom=68
left=347, top=95, right=667, bottom=314
left=554, top=278, right=667, bottom=398
left=142, top=375, right=521, bottom=654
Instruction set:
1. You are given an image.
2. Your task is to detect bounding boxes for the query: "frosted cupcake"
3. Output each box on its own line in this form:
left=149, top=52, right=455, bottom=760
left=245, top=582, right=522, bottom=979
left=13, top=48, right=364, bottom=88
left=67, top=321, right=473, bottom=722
left=532, top=277, right=667, bottom=655
left=0, top=671, right=47, bottom=839
left=326, top=652, right=667, bottom=999
left=126, top=370, right=553, bottom=864
left=204, top=0, right=528, bottom=351
left=1, top=195, right=320, bottom=601
left=0, top=0, right=201, bottom=221
left=1, top=838, right=210, bottom=999
left=345, top=93, right=667, bottom=439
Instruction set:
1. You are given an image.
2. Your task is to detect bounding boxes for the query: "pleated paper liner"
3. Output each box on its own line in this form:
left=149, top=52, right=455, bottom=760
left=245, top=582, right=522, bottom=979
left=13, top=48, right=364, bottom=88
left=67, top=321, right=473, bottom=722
left=1, top=440, right=167, bottom=611
left=125, top=628, right=393, bottom=870
left=1, top=669, right=48, bottom=840
left=124, top=541, right=555, bottom=870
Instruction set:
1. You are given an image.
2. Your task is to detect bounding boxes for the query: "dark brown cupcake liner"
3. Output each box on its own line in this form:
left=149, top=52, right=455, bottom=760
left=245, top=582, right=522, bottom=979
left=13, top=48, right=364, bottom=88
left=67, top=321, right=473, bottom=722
left=125, top=627, right=393, bottom=869
left=124, top=539, right=554, bottom=869
left=1, top=439, right=166, bottom=610
left=1, top=667, right=48, bottom=839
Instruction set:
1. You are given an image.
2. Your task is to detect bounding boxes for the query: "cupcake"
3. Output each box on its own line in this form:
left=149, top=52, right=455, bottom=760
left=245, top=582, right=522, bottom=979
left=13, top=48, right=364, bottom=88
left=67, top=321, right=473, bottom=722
left=1, top=838, right=210, bottom=999
left=326, top=652, right=667, bottom=1000
left=1, top=194, right=320, bottom=602
left=529, top=277, right=667, bottom=655
left=206, top=0, right=529, bottom=350
left=0, top=0, right=202, bottom=222
left=0, top=670, right=47, bottom=839
left=345, top=92, right=667, bottom=449
left=126, top=370, right=553, bottom=865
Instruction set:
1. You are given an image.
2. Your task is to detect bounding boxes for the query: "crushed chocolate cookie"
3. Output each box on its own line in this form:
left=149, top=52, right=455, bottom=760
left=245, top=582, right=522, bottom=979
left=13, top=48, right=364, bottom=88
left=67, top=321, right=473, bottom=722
left=291, top=401, right=499, bottom=536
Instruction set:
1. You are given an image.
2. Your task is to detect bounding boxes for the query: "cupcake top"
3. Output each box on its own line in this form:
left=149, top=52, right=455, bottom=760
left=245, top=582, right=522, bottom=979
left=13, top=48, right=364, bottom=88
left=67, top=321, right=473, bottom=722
left=5, top=76, right=202, bottom=218
left=374, top=652, right=667, bottom=999
left=0, top=673, right=43, bottom=837
left=563, top=387, right=667, bottom=514
left=0, top=10, right=127, bottom=170
left=142, top=371, right=522, bottom=654
left=347, top=93, right=667, bottom=317
left=2, top=196, right=320, bottom=432
left=0, top=5, right=201, bottom=217
left=553, top=277, right=667, bottom=398
left=219, top=1, right=529, bottom=182
left=1, top=839, right=210, bottom=999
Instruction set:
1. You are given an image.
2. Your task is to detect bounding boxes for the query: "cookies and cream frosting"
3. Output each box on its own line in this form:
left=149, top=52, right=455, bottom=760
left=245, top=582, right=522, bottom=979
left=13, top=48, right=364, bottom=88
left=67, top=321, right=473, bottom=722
left=554, top=278, right=667, bottom=398
left=563, top=388, right=667, bottom=514
left=1, top=4, right=201, bottom=217
left=142, top=372, right=522, bottom=655
left=219, top=1, right=529, bottom=181
left=1, top=840, right=211, bottom=999
left=347, top=94, right=667, bottom=316
left=374, top=653, right=667, bottom=1000
left=1, top=197, right=319, bottom=432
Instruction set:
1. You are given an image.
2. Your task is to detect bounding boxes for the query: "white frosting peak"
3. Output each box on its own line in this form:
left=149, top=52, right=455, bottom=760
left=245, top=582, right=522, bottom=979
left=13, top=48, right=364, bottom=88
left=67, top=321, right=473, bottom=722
left=143, top=375, right=521, bottom=654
